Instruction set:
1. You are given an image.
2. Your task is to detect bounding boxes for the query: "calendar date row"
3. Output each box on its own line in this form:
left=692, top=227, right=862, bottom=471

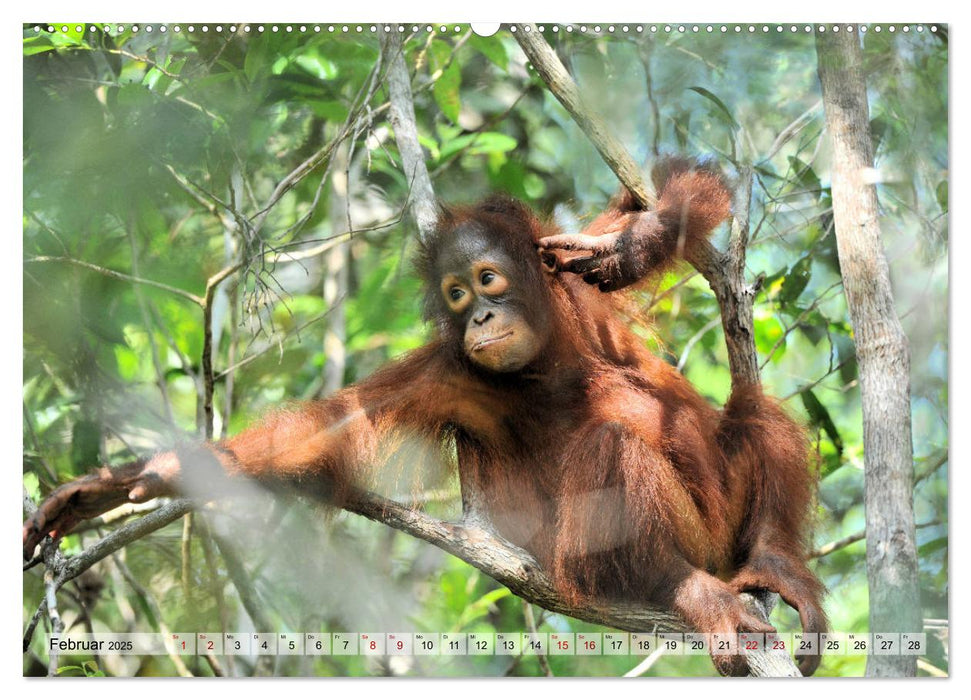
left=47, top=631, right=927, bottom=657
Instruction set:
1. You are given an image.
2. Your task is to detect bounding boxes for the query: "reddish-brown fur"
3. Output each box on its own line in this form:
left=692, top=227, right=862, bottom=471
left=24, top=160, right=826, bottom=675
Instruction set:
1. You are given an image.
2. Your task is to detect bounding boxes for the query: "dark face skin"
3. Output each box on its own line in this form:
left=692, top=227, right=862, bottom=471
left=436, top=224, right=550, bottom=373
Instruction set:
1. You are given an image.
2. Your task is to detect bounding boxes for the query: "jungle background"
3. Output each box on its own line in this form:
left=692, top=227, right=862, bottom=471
left=22, top=22, right=948, bottom=677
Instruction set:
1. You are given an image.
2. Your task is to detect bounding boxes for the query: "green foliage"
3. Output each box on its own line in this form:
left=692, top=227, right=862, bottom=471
left=779, top=255, right=813, bottom=305
left=57, top=661, right=106, bottom=677
left=800, top=389, right=844, bottom=477
left=430, top=40, right=462, bottom=123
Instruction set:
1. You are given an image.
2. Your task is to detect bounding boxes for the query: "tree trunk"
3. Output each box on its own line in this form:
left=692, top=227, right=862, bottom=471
left=323, top=141, right=350, bottom=396
left=379, top=31, right=438, bottom=242
left=816, top=27, right=921, bottom=677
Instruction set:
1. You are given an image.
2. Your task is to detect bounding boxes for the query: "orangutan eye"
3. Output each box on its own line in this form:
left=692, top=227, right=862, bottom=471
left=480, top=271, right=496, bottom=286
left=449, top=287, right=465, bottom=301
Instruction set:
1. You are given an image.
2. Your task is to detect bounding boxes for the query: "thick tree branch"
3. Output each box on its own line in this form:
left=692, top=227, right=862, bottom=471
left=344, top=490, right=798, bottom=676
left=26, top=486, right=796, bottom=676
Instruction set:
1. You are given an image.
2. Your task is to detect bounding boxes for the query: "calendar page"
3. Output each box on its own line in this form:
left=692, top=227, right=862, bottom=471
left=21, top=13, right=949, bottom=681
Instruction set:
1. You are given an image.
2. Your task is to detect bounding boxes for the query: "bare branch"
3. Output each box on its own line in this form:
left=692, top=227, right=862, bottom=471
left=111, top=553, right=193, bottom=677
left=43, top=569, right=64, bottom=676
left=380, top=31, right=439, bottom=241
left=624, top=645, right=665, bottom=677
left=512, top=25, right=656, bottom=209
left=23, top=599, right=47, bottom=653
left=215, top=306, right=340, bottom=381
left=761, top=100, right=823, bottom=163
left=522, top=601, right=553, bottom=676
left=54, top=500, right=194, bottom=588
left=25, top=256, right=204, bottom=306
left=210, top=530, right=275, bottom=675
left=201, top=263, right=243, bottom=439
left=813, top=520, right=941, bottom=560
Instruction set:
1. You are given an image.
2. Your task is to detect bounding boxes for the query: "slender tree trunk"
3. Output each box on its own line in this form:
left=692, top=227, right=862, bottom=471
left=816, top=27, right=921, bottom=677
left=323, top=141, right=350, bottom=396
left=380, top=31, right=438, bottom=242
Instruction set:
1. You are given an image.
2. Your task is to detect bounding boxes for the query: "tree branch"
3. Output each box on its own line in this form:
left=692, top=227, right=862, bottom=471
left=512, top=24, right=762, bottom=391
left=202, top=263, right=243, bottom=440
left=25, top=256, right=204, bottom=307
left=343, top=490, right=797, bottom=675
left=54, top=500, right=195, bottom=588
left=27, top=486, right=795, bottom=675
left=379, top=31, right=439, bottom=242
left=513, top=26, right=656, bottom=209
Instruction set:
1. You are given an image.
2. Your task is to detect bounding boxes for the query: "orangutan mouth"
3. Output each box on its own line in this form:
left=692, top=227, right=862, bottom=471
left=472, top=331, right=513, bottom=351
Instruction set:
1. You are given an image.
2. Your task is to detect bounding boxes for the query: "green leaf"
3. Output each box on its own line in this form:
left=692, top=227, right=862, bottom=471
left=687, top=86, right=739, bottom=128
left=800, top=389, right=844, bottom=458
left=795, top=308, right=828, bottom=346
left=918, top=536, right=947, bottom=557
left=70, top=419, right=101, bottom=472
left=23, top=35, right=57, bottom=56
left=244, top=37, right=269, bottom=82
left=870, top=115, right=890, bottom=153
left=439, top=132, right=518, bottom=161
left=490, top=161, right=528, bottom=199
left=759, top=266, right=787, bottom=296
left=786, top=156, right=823, bottom=200
left=295, top=53, right=338, bottom=81
left=37, top=25, right=86, bottom=48
left=754, top=312, right=785, bottom=359
left=427, top=40, right=462, bottom=123
left=453, top=588, right=511, bottom=630
left=114, top=344, right=141, bottom=382
left=308, top=100, right=349, bottom=121
left=418, top=133, right=440, bottom=161
left=936, top=180, right=948, bottom=213
left=779, top=255, right=812, bottom=304
left=469, top=35, right=508, bottom=71
left=433, top=62, right=462, bottom=123
left=72, top=661, right=105, bottom=677
left=524, top=172, right=546, bottom=199
left=467, top=131, right=518, bottom=155
left=835, top=334, right=858, bottom=385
